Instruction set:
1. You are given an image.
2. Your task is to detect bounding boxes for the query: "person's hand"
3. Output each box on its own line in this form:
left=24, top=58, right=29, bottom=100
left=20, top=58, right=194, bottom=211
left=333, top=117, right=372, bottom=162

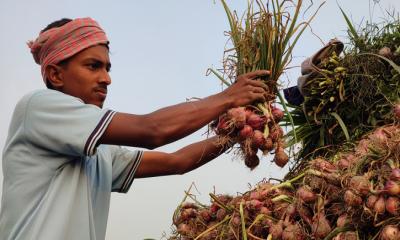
left=284, top=39, right=344, bottom=106
left=297, top=39, right=344, bottom=94
left=221, top=70, right=270, bottom=108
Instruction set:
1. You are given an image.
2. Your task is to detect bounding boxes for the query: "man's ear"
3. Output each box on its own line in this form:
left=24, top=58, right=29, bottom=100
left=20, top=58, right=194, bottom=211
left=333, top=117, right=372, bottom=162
left=45, top=64, right=65, bottom=89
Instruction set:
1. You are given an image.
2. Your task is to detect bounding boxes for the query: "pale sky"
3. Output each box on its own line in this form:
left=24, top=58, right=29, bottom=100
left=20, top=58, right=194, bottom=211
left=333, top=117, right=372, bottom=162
left=1, top=0, right=400, bottom=239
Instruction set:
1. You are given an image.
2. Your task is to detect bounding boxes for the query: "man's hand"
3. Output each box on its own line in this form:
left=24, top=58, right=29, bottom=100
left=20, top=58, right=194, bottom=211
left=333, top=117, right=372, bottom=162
left=221, top=70, right=270, bottom=108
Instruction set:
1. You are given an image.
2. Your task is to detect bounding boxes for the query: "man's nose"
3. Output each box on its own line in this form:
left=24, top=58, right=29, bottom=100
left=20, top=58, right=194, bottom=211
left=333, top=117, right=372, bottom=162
left=99, top=71, right=112, bottom=85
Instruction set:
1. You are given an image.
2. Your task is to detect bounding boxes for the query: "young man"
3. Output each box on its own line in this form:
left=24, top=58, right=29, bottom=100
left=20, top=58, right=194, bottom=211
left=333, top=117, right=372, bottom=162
left=0, top=18, right=269, bottom=239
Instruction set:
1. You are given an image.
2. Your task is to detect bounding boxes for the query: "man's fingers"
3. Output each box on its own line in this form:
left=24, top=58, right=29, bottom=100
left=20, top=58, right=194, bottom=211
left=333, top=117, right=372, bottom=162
left=251, top=86, right=266, bottom=94
left=250, top=79, right=269, bottom=91
left=254, top=92, right=267, bottom=103
left=244, top=70, right=270, bottom=79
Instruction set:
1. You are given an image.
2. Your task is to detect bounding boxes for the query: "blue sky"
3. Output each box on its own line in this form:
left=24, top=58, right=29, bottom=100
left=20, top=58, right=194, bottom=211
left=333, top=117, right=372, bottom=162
left=1, top=0, right=400, bottom=239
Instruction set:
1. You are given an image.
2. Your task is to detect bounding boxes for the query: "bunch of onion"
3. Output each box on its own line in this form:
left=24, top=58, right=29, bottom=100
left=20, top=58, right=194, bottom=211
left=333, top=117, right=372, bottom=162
left=209, top=0, right=322, bottom=169
left=213, top=104, right=288, bottom=169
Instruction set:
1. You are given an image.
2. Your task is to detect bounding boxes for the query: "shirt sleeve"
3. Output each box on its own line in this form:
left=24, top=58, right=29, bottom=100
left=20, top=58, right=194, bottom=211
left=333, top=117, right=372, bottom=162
left=24, top=90, right=116, bottom=157
left=110, top=146, right=143, bottom=193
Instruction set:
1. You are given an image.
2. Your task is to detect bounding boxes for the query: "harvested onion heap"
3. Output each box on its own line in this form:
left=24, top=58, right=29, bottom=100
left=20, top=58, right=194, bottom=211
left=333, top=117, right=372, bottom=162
left=213, top=104, right=288, bottom=169
left=170, top=124, right=400, bottom=240
left=209, top=0, right=318, bottom=169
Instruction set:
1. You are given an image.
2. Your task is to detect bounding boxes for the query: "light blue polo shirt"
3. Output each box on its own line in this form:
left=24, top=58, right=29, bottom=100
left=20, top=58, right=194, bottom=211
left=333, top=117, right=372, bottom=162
left=0, top=89, right=143, bottom=240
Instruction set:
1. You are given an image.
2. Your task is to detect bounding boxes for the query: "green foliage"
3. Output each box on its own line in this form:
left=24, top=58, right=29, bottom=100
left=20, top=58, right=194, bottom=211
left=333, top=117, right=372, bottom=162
left=219, top=0, right=322, bottom=85
left=285, top=10, right=400, bottom=174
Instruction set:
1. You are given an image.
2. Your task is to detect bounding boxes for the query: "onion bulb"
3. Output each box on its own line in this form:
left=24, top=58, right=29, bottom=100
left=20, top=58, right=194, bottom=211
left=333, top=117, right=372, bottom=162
left=380, top=225, right=399, bottom=240
left=385, top=197, right=399, bottom=216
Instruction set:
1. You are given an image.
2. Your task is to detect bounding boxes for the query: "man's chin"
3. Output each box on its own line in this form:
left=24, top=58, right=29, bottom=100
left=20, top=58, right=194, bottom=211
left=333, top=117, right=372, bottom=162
left=97, top=101, right=104, bottom=108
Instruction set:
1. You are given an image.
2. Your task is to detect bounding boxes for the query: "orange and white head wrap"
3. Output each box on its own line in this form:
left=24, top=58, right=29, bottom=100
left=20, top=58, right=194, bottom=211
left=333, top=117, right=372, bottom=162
left=28, top=17, right=109, bottom=84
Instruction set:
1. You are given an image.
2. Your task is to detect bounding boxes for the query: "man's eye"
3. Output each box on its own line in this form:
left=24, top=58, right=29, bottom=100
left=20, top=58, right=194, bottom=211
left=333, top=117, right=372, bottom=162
left=87, top=63, right=100, bottom=70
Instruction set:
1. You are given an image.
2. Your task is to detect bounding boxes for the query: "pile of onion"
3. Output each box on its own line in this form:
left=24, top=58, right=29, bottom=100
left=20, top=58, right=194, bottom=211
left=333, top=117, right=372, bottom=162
left=171, top=125, right=400, bottom=240
left=213, top=103, right=288, bottom=169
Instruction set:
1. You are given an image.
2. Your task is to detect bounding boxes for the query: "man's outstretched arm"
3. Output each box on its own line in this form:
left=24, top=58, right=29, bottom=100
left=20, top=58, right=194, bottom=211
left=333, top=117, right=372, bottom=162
left=134, top=136, right=226, bottom=178
left=100, top=70, right=269, bottom=149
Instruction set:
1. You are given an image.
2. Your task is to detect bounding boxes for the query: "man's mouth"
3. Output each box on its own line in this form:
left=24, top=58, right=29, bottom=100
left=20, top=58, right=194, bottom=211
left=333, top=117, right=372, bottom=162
left=95, top=87, right=107, bottom=99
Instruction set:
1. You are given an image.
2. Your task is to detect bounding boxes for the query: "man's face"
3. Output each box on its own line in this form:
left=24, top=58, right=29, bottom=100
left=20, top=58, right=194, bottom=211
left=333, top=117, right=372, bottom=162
left=59, top=45, right=111, bottom=108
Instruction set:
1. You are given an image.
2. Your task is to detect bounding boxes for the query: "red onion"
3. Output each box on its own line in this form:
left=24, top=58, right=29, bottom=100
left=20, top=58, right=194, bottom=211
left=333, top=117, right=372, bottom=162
left=227, top=107, right=246, bottom=129
left=346, top=154, right=357, bottom=164
left=374, top=196, right=386, bottom=215
left=247, top=113, right=266, bottom=130
left=297, top=186, right=317, bottom=203
left=282, top=223, right=305, bottom=240
left=260, top=137, right=274, bottom=152
left=231, top=215, right=241, bottom=227
left=337, top=158, right=350, bottom=170
left=246, top=199, right=263, bottom=210
left=177, top=223, right=192, bottom=235
left=311, top=158, right=337, bottom=173
left=216, top=208, right=227, bottom=221
left=369, top=128, right=388, bottom=143
left=199, top=209, right=212, bottom=222
left=344, top=190, right=362, bottom=206
left=260, top=207, right=271, bottom=216
left=250, top=191, right=262, bottom=200
left=385, top=180, right=400, bottom=195
left=366, top=195, right=379, bottom=209
left=270, top=125, right=284, bottom=142
left=179, top=208, right=197, bottom=221
left=356, top=139, right=370, bottom=155
left=252, top=130, right=266, bottom=148
left=272, top=107, right=284, bottom=122
left=312, top=212, right=332, bottom=239
left=245, top=153, right=260, bottom=170
left=273, top=201, right=289, bottom=220
left=349, top=175, right=370, bottom=196
left=245, top=108, right=254, bottom=119
left=336, top=214, right=349, bottom=228
left=285, top=204, right=297, bottom=219
left=239, top=125, right=253, bottom=140
left=274, top=147, right=289, bottom=167
left=296, top=204, right=312, bottom=226
left=216, top=116, right=230, bottom=134
left=210, top=203, right=219, bottom=213
left=269, top=220, right=283, bottom=239
left=390, top=168, right=400, bottom=181
left=380, top=225, right=399, bottom=240
left=385, top=197, right=399, bottom=216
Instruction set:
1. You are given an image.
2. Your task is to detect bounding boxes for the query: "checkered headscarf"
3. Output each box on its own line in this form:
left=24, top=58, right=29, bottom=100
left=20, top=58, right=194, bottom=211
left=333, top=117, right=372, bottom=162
left=28, top=17, right=109, bottom=83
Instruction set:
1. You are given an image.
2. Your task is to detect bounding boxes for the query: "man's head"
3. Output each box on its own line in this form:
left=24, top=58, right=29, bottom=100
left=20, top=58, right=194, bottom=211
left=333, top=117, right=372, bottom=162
left=29, top=18, right=111, bottom=108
